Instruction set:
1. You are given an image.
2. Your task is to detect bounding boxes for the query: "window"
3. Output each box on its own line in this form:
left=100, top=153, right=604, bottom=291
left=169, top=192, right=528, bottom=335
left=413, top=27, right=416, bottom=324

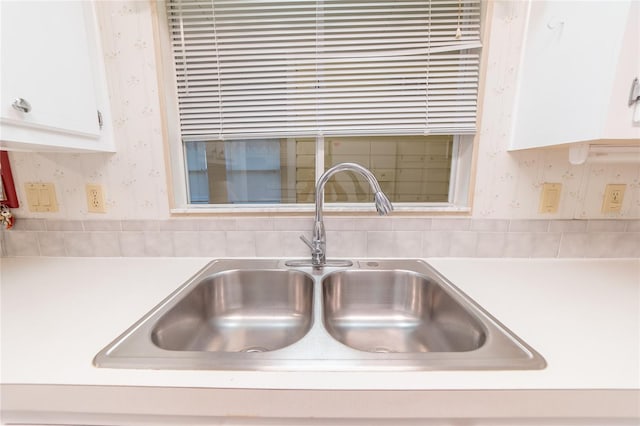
left=160, top=0, right=481, bottom=211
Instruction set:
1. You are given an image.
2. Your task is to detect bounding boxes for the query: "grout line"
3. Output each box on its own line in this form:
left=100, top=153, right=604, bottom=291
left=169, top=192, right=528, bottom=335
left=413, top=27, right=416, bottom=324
left=552, top=232, right=561, bottom=258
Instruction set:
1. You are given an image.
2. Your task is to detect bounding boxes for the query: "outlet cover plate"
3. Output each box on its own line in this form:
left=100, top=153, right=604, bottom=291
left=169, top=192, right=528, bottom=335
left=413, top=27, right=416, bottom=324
left=602, top=184, right=626, bottom=213
left=86, top=184, right=106, bottom=213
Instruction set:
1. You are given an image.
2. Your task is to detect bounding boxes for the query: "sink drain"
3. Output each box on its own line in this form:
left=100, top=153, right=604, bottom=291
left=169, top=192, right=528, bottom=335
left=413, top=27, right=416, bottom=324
left=241, top=346, right=269, bottom=353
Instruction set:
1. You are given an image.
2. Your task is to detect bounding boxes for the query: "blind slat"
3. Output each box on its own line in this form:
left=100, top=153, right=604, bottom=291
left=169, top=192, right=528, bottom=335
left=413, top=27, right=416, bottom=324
left=167, top=0, right=481, bottom=138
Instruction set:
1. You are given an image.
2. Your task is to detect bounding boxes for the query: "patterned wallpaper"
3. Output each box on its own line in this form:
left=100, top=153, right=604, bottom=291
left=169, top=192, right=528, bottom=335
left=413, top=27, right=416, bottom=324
left=5, top=0, right=640, bottom=221
left=8, top=1, right=171, bottom=221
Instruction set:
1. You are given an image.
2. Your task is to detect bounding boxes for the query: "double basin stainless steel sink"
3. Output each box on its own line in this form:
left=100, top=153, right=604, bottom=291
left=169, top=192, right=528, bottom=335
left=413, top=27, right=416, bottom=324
left=94, top=259, right=545, bottom=371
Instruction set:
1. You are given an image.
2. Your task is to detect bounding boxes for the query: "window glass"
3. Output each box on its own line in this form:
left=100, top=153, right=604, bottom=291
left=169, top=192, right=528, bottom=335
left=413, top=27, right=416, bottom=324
left=185, top=135, right=453, bottom=205
left=324, top=135, right=453, bottom=204
left=185, top=139, right=309, bottom=204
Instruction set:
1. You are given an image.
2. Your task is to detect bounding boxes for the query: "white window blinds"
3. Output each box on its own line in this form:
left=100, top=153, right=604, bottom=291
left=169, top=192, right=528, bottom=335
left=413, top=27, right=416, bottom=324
left=167, top=0, right=481, bottom=140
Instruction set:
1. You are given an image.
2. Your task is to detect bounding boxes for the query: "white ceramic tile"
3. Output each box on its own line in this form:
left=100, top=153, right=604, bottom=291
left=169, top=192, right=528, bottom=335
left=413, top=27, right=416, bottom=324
left=366, top=231, right=395, bottom=257
left=557, top=233, right=588, bottom=258
left=431, top=219, right=471, bottom=231
left=391, top=230, right=423, bottom=258
left=122, top=220, right=161, bottom=231
left=160, top=219, right=199, bottom=231
left=626, top=220, right=640, bottom=232
left=325, top=230, right=367, bottom=257
left=422, top=231, right=451, bottom=257
left=236, top=217, right=274, bottom=231
left=46, top=220, right=83, bottom=231
left=508, top=220, right=549, bottom=232
left=366, top=218, right=394, bottom=232
left=585, top=233, right=640, bottom=258
left=323, top=217, right=350, bottom=231
left=37, top=231, right=66, bottom=256
left=280, top=232, right=311, bottom=257
left=324, top=217, right=393, bottom=231
left=503, top=232, right=535, bottom=258
left=226, top=231, right=256, bottom=256
left=90, top=232, right=121, bottom=257
left=172, top=231, right=203, bottom=256
left=531, top=233, right=561, bottom=258
left=118, top=232, right=146, bottom=257
left=12, top=219, right=46, bottom=231
left=549, top=220, right=588, bottom=233
left=619, top=233, right=640, bottom=258
left=144, top=231, right=174, bottom=257
left=470, top=219, right=509, bottom=232
left=586, top=220, right=627, bottom=232
left=5, top=231, right=40, bottom=256
left=198, top=231, right=227, bottom=257
left=255, top=231, right=310, bottom=257
left=63, top=232, right=94, bottom=257
left=475, top=232, right=506, bottom=257
left=197, top=219, right=237, bottom=231
left=273, top=217, right=313, bottom=231
left=391, top=217, right=431, bottom=231
left=448, top=231, right=478, bottom=257
left=82, top=220, right=123, bottom=231
left=255, top=231, right=285, bottom=257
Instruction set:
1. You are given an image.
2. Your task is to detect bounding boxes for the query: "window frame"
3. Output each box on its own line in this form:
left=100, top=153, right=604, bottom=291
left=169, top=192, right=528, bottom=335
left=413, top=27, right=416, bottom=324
left=153, top=1, right=477, bottom=215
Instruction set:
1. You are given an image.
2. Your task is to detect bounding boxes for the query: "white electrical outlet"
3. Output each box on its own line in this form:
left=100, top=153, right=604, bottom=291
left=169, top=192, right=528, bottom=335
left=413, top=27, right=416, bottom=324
left=86, top=184, right=106, bottom=213
left=602, top=184, right=626, bottom=213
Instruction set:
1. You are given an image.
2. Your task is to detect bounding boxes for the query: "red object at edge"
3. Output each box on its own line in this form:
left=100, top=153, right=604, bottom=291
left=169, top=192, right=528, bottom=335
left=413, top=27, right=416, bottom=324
left=1, top=151, right=19, bottom=208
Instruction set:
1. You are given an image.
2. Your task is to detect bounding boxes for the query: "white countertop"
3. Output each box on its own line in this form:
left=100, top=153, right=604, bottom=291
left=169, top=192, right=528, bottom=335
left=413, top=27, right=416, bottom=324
left=1, top=256, right=639, bottom=423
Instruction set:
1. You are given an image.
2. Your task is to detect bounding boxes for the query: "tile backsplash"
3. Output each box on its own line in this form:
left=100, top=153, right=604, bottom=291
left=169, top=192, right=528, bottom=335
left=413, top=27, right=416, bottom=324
left=2, top=218, right=638, bottom=259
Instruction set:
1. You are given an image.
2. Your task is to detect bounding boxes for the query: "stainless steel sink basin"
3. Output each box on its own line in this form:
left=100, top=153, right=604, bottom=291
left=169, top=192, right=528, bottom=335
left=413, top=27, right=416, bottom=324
left=95, top=259, right=545, bottom=371
left=151, top=270, right=313, bottom=352
left=323, top=270, right=485, bottom=353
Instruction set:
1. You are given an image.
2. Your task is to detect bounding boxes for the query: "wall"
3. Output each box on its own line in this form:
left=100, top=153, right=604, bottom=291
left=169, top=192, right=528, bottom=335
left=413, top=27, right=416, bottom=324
left=2, top=0, right=639, bottom=258
left=7, top=1, right=170, bottom=221
left=473, top=1, right=639, bottom=219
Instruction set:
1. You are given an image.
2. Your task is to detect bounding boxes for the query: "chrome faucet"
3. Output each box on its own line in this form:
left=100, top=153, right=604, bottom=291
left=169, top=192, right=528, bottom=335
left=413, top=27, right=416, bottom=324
left=300, top=163, right=393, bottom=267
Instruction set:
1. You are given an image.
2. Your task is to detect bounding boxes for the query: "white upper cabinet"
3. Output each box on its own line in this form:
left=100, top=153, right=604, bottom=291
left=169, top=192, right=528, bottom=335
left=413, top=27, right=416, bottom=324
left=510, top=0, right=640, bottom=150
left=0, top=1, right=114, bottom=152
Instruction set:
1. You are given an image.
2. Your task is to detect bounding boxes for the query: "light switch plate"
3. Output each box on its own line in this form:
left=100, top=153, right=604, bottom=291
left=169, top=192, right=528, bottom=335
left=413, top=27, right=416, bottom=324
left=539, top=183, right=561, bottom=214
left=24, top=182, right=58, bottom=212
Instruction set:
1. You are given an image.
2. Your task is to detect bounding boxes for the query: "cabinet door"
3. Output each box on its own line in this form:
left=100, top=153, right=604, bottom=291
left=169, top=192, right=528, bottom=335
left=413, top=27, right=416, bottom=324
left=0, top=1, right=104, bottom=147
left=604, top=0, right=640, bottom=139
left=510, top=0, right=639, bottom=150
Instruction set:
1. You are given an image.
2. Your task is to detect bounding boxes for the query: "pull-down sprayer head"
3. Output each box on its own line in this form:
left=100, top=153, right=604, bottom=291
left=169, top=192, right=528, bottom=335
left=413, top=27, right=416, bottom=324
left=374, top=191, right=394, bottom=216
left=303, top=162, right=394, bottom=267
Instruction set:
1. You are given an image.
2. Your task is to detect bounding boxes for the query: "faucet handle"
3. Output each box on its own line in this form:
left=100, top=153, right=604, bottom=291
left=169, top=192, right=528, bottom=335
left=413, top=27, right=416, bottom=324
left=299, top=235, right=314, bottom=250
left=300, top=234, right=325, bottom=266
left=300, top=234, right=324, bottom=255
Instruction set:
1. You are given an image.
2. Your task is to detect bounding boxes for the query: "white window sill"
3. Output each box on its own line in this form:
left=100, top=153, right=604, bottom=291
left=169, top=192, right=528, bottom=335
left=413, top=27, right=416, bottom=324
left=170, top=204, right=471, bottom=215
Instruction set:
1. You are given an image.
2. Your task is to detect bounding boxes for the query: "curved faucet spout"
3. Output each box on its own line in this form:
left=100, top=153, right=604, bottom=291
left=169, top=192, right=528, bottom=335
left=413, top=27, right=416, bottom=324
left=304, top=162, right=394, bottom=267
left=315, top=163, right=393, bottom=221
